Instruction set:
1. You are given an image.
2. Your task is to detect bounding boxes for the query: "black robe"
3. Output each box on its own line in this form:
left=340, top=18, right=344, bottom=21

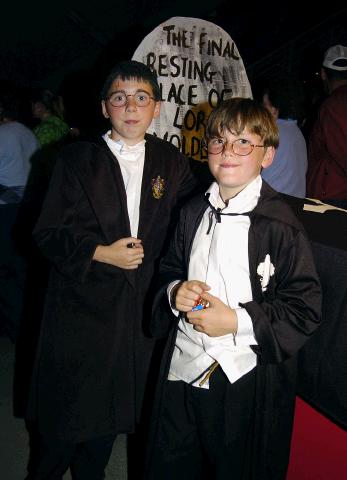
left=147, top=181, right=322, bottom=480
left=26, top=134, right=196, bottom=442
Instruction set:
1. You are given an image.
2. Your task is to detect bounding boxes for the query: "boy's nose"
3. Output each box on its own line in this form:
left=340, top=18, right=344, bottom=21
left=221, top=142, right=235, bottom=157
left=125, top=96, right=137, bottom=111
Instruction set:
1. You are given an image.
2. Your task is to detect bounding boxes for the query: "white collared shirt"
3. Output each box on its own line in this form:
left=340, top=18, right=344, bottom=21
left=168, top=176, right=262, bottom=388
left=103, top=132, right=145, bottom=237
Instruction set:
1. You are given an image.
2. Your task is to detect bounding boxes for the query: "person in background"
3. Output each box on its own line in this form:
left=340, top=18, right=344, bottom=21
left=0, top=87, right=39, bottom=341
left=146, top=98, right=321, bottom=480
left=261, top=79, right=307, bottom=198
left=31, top=88, right=70, bottom=147
left=26, top=89, right=78, bottom=207
left=25, top=60, right=196, bottom=480
left=306, top=44, right=347, bottom=208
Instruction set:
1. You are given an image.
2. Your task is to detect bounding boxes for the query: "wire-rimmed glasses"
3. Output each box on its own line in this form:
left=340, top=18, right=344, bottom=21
left=107, top=90, right=155, bottom=108
left=204, top=137, right=265, bottom=156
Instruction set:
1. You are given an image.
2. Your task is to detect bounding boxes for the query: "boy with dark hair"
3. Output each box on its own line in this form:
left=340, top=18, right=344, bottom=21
left=101, top=60, right=161, bottom=102
left=26, top=60, right=195, bottom=479
left=146, top=97, right=321, bottom=479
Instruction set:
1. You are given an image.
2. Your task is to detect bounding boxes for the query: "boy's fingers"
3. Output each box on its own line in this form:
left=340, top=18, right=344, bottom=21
left=187, top=310, right=205, bottom=321
left=189, top=282, right=211, bottom=296
left=123, top=237, right=141, bottom=247
left=193, top=281, right=210, bottom=290
left=200, top=291, right=217, bottom=303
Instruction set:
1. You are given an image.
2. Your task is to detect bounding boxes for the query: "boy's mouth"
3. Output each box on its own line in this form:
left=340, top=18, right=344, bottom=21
left=125, top=120, right=139, bottom=125
left=220, top=162, right=238, bottom=168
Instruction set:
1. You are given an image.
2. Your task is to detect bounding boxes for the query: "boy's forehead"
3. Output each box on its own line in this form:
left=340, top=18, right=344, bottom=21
left=109, top=76, right=153, bottom=93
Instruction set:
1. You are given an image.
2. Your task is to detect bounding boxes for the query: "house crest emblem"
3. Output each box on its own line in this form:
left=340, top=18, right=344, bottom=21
left=151, top=176, right=165, bottom=199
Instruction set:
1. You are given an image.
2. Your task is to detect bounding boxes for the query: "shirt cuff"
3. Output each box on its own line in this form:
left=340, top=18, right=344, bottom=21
left=234, top=307, right=258, bottom=345
left=167, top=280, right=181, bottom=317
left=214, top=349, right=257, bottom=384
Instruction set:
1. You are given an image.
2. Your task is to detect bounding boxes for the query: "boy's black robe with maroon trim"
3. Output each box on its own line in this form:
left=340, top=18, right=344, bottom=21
left=26, top=134, right=196, bottom=442
left=147, top=181, right=322, bottom=480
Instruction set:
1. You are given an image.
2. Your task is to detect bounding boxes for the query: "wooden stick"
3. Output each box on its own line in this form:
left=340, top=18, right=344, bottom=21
left=199, top=361, right=219, bottom=387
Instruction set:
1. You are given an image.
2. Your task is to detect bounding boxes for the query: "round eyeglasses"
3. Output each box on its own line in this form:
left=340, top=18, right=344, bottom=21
left=204, top=138, right=265, bottom=156
left=107, top=90, right=155, bottom=108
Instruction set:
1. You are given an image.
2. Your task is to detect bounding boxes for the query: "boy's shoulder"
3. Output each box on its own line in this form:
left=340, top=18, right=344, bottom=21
left=59, top=134, right=184, bottom=159
left=254, top=181, right=305, bottom=233
left=50, top=140, right=113, bottom=179
left=58, top=137, right=99, bottom=152
left=180, top=192, right=209, bottom=220
left=56, top=138, right=110, bottom=161
left=176, top=181, right=306, bottom=233
left=144, top=133, right=183, bottom=156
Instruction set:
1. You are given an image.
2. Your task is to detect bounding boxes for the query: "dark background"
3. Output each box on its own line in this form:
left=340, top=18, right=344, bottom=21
left=2, top=1, right=347, bottom=133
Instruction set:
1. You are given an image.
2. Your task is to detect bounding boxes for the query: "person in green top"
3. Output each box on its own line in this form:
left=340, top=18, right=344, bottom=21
left=31, top=88, right=70, bottom=146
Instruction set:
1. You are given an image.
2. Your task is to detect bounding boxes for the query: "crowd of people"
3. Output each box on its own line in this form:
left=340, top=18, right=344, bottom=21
left=0, top=43, right=346, bottom=480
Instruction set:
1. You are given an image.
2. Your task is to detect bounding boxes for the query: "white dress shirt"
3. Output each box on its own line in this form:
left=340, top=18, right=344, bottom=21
left=103, top=131, right=146, bottom=237
left=168, top=176, right=262, bottom=388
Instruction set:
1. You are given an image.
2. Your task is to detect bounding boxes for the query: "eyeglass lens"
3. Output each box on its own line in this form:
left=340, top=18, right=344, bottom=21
left=108, top=91, right=152, bottom=107
left=207, top=139, right=254, bottom=156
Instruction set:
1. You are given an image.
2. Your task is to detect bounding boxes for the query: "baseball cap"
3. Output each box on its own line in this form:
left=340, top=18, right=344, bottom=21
left=322, top=45, right=347, bottom=71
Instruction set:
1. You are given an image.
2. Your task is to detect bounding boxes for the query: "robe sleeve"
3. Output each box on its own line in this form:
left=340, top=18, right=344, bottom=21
left=241, top=230, right=322, bottom=364
left=33, top=156, right=99, bottom=282
left=150, top=206, right=189, bottom=338
left=176, top=152, right=199, bottom=202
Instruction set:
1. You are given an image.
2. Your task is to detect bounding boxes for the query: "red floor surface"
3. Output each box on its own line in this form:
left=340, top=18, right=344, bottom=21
left=287, top=397, right=347, bottom=480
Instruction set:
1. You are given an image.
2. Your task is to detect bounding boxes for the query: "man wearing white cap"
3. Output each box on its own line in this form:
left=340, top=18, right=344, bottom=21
left=306, top=44, right=347, bottom=208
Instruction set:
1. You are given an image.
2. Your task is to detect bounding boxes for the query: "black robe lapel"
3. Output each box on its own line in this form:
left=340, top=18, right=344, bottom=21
left=137, top=139, right=166, bottom=242
left=76, top=140, right=136, bottom=288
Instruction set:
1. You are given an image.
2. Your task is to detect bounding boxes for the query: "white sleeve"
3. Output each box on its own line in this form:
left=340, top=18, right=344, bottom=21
left=234, top=307, right=258, bottom=345
left=167, top=280, right=181, bottom=317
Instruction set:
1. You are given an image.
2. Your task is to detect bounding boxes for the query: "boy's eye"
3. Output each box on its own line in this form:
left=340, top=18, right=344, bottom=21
left=235, top=138, right=251, bottom=146
left=135, top=93, right=150, bottom=104
left=211, top=138, right=225, bottom=145
left=110, top=93, right=125, bottom=103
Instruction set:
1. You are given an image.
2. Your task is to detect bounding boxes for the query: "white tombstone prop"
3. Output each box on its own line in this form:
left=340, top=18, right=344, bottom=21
left=133, top=16, right=252, bottom=161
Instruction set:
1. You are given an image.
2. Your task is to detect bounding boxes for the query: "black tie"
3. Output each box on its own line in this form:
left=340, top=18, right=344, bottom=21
left=205, top=196, right=251, bottom=234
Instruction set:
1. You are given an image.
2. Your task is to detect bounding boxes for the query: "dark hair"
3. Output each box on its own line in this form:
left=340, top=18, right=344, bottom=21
left=261, top=79, right=307, bottom=122
left=101, top=60, right=161, bottom=101
left=205, top=97, right=279, bottom=149
left=30, top=88, right=65, bottom=119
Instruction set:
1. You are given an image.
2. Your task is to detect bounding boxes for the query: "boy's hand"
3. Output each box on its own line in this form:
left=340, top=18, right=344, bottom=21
left=174, top=280, right=210, bottom=312
left=187, top=291, right=237, bottom=337
left=93, top=237, right=144, bottom=269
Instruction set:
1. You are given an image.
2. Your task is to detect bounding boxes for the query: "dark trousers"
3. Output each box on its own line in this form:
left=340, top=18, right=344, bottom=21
left=26, top=431, right=116, bottom=480
left=147, top=367, right=256, bottom=480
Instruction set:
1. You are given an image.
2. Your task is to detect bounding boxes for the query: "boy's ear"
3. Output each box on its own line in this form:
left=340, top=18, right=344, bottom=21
left=153, top=101, right=161, bottom=118
left=261, top=146, right=275, bottom=169
left=101, top=100, right=109, bottom=119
